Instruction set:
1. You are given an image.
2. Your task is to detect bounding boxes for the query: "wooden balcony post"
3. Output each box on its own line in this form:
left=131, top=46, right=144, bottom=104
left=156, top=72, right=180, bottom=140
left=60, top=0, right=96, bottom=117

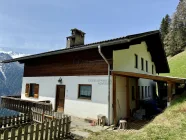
left=126, top=77, right=130, bottom=118
left=112, top=74, right=116, bottom=125
left=167, top=82, right=173, bottom=106
left=135, top=78, right=140, bottom=109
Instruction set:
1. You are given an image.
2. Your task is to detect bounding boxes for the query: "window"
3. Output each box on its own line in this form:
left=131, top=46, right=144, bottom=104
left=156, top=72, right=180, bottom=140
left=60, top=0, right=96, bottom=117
left=141, top=58, right=144, bottom=70
left=145, top=86, right=147, bottom=98
left=152, top=65, right=154, bottom=74
left=135, top=54, right=138, bottom=68
left=148, top=86, right=150, bottom=97
left=138, top=86, right=141, bottom=99
left=132, top=86, right=135, bottom=100
left=141, top=86, right=144, bottom=99
left=146, top=60, right=148, bottom=72
left=78, top=84, right=92, bottom=99
left=25, top=83, right=39, bottom=98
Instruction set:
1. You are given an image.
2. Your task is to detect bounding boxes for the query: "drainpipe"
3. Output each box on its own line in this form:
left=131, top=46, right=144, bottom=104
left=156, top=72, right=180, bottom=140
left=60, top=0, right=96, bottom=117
left=98, top=45, right=111, bottom=125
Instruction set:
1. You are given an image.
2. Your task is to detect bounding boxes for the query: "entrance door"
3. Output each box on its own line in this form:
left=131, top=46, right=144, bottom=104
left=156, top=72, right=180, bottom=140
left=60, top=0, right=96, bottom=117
left=56, top=85, right=65, bottom=112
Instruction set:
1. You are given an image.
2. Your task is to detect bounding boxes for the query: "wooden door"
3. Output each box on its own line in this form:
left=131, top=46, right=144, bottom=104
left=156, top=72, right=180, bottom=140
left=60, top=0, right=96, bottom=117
left=56, top=85, right=65, bottom=112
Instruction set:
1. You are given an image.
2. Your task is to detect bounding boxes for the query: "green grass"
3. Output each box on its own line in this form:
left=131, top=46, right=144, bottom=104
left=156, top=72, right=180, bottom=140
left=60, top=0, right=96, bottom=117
left=87, top=92, right=186, bottom=140
left=162, top=51, right=186, bottom=78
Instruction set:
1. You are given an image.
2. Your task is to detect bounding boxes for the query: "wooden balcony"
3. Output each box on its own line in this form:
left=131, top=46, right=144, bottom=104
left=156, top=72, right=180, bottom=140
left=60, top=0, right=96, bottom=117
left=0, top=96, right=53, bottom=114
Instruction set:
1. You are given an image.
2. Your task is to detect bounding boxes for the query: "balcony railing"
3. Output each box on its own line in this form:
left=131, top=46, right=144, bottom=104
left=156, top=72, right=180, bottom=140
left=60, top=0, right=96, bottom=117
left=0, top=96, right=53, bottom=114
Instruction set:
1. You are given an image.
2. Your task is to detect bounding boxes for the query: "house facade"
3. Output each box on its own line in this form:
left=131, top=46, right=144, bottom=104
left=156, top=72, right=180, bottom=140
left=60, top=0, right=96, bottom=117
left=3, top=29, right=169, bottom=124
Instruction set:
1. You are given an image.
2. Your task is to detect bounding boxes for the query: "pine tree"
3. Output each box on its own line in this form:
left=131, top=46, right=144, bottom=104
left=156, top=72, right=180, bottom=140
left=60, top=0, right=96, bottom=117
left=160, top=14, right=171, bottom=41
left=163, top=0, right=186, bottom=56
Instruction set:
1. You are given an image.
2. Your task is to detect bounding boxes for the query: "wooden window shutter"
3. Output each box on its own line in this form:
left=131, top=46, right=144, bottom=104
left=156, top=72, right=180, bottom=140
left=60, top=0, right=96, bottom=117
left=25, top=84, right=30, bottom=97
left=34, top=84, right=39, bottom=98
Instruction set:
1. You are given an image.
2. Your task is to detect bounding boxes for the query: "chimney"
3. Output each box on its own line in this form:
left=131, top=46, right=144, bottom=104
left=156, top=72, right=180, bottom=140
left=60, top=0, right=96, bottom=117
left=66, top=28, right=86, bottom=48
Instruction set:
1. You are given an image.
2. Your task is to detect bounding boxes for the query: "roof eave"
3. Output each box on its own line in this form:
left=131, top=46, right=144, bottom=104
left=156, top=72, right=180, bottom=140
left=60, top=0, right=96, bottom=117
left=2, top=38, right=131, bottom=63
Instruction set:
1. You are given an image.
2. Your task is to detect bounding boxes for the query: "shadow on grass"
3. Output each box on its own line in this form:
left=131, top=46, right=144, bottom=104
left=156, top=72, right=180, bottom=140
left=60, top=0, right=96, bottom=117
left=171, top=91, right=186, bottom=106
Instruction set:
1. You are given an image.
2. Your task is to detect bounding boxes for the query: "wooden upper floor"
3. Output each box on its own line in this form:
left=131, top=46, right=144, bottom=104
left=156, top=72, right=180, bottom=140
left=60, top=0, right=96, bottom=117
left=2, top=30, right=170, bottom=77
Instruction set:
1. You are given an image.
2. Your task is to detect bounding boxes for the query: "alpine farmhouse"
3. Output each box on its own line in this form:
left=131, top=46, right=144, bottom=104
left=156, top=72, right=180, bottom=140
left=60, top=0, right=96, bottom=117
left=2, top=29, right=170, bottom=124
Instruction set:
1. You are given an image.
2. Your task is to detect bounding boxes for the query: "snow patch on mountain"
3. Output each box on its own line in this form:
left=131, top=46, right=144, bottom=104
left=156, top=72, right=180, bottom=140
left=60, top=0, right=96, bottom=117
left=0, top=48, right=28, bottom=59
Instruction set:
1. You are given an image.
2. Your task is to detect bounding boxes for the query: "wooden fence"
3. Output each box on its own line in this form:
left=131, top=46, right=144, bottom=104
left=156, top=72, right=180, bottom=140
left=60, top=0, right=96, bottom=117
left=0, top=116, right=71, bottom=140
left=1, top=96, right=53, bottom=114
left=32, top=108, right=65, bottom=123
left=0, top=113, right=32, bottom=129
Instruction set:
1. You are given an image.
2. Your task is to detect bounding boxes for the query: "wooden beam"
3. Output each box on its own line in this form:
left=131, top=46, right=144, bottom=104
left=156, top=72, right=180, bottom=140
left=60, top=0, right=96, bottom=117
left=126, top=77, right=130, bottom=118
left=112, top=74, right=117, bottom=125
left=112, top=71, right=186, bottom=84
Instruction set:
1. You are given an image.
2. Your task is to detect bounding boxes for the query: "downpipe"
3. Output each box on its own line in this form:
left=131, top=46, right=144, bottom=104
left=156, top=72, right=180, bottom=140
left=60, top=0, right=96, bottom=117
left=98, top=45, right=111, bottom=125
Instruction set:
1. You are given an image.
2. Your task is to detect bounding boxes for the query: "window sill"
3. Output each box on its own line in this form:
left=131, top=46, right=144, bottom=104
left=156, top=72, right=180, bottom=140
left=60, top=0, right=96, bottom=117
left=78, top=97, right=91, bottom=101
left=25, top=96, right=39, bottom=99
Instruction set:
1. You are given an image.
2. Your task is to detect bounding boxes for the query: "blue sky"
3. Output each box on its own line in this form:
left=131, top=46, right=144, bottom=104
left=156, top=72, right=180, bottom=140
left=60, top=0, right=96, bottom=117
left=0, top=0, right=179, bottom=54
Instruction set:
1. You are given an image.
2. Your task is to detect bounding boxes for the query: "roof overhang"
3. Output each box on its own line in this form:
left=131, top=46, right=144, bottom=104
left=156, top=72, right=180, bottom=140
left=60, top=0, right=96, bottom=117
left=0, top=30, right=170, bottom=73
left=112, top=71, right=186, bottom=84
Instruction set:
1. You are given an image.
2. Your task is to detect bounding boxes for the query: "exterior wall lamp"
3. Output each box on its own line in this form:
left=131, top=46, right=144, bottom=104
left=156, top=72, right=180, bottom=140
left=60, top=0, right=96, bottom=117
left=58, top=77, right=63, bottom=84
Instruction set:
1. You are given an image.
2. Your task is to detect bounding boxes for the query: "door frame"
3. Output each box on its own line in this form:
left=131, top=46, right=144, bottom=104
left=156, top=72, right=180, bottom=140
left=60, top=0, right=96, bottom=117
left=55, top=85, right=66, bottom=112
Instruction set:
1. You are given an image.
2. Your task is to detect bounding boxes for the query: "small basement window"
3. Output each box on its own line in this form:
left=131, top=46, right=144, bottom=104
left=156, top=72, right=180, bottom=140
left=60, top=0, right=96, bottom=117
left=78, top=84, right=92, bottom=100
left=25, top=83, right=39, bottom=98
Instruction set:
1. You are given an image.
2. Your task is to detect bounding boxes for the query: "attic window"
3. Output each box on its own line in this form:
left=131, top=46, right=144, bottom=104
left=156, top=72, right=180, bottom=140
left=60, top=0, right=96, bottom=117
left=141, top=58, right=144, bottom=70
left=135, top=54, right=138, bottom=68
left=146, top=60, right=148, bottom=72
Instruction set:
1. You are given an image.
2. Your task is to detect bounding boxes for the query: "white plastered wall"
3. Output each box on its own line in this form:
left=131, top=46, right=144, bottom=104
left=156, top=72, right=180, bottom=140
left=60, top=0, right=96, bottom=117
left=116, top=76, right=127, bottom=121
left=21, top=76, right=109, bottom=119
left=113, top=41, right=157, bottom=101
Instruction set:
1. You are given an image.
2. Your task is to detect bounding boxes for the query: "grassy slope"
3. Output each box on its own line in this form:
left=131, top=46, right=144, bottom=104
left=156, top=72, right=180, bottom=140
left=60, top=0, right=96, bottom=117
left=162, top=51, right=186, bottom=78
left=87, top=93, right=186, bottom=140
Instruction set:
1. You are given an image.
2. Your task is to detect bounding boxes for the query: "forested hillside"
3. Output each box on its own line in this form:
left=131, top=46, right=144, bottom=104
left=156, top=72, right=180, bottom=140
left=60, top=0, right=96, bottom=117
left=160, top=0, right=186, bottom=57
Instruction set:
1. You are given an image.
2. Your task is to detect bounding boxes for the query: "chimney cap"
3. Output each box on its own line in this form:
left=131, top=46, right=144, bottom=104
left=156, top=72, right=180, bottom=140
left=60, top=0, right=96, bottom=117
left=71, top=28, right=86, bottom=35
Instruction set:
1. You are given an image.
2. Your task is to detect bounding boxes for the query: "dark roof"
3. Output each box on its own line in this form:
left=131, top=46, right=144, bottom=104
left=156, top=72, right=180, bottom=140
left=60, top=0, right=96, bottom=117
left=1, top=30, right=170, bottom=73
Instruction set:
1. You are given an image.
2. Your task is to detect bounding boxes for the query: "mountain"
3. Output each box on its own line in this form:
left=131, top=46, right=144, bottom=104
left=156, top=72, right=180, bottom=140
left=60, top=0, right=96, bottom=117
left=0, top=51, right=24, bottom=98
left=0, top=49, right=27, bottom=59
left=161, top=51, right=186, bottom=78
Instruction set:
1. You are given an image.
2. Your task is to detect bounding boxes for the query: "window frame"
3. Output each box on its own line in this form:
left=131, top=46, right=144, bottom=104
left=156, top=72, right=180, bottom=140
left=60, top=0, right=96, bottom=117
left=78, top=84, right=92, bottom=100
left=141, top=58, right=144, bottom=70
left=135, top=54, right=138, bottom=69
